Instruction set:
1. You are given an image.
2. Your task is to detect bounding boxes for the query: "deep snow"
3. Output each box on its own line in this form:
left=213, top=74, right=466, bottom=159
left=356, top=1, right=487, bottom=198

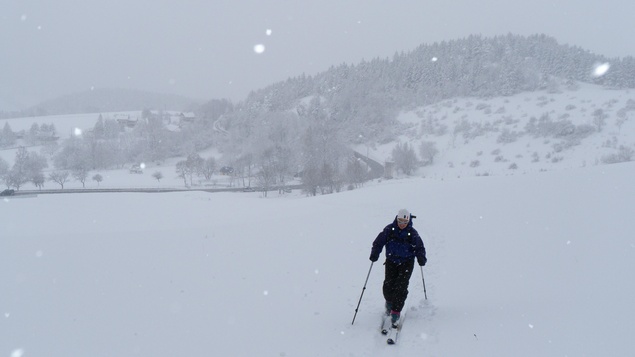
left=2, top=160, right=635, bottom=357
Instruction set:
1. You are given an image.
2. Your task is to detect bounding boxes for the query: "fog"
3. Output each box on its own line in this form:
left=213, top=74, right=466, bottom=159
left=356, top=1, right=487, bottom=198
left=2, top=0, right=634, bottom=109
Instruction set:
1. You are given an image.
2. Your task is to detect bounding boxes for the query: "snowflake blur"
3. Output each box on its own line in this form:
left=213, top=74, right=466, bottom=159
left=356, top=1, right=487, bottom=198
left=254, top=44, right=266, bottom=54
left=592, top=62, right=610, bottom=77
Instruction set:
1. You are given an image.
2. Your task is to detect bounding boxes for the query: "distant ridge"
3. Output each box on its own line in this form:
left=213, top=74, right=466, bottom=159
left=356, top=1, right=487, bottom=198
left=28, top=88, right=200, bottom=116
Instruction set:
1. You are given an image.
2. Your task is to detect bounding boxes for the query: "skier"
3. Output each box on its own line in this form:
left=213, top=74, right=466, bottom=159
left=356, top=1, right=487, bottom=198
left=369, top=208, right=427, bottom=325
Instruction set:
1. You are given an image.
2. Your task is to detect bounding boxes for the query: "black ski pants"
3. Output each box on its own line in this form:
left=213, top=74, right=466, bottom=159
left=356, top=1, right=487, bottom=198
left=382, top=258, right=415, bottom=312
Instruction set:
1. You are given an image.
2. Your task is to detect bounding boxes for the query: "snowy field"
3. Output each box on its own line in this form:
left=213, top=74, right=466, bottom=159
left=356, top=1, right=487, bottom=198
left=2, top=160, right=634, bottom=356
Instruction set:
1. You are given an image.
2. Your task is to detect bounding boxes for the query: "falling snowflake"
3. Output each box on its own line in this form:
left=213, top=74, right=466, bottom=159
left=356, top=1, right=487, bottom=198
left=592, top=62, right=610, bottom=77
left=12, top=349, right=24, bottom=357
left=431, top=57, right=438, bottom=62
left=266, top=29, right=272, bottom=36
left=254, top=44, right=266, bottom=54
left=74, top=128, right=82, bottom=136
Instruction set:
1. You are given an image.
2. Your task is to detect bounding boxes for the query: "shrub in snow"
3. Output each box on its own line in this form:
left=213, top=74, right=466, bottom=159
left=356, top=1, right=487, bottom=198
left=601, top=146, right=634, bottom=164
left=593, top=109, right=608, bottom=132
left=525, top=113, right=576, bottom=138
left=497, top=129, right=521, bottom=144
left=419, top=141, right=439, bottom=166
left=476, top=103, right=490, bottom=111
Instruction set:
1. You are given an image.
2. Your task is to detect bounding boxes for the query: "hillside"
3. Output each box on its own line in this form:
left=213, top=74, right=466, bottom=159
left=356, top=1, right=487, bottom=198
left=1, top=34, right=634, bottom=193
left=27, top=88, right=200, bottom=117
left=376, top=82, right=635, bottom=179
left=236, top=34, right=635, bottom=143
left=0, top=82, right=633, bottom=192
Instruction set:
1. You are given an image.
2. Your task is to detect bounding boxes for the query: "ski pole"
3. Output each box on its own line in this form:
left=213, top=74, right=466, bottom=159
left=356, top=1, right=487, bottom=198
left=420, top=266, right=428, bottom=300
left=351, top=262, right=374, bottom=325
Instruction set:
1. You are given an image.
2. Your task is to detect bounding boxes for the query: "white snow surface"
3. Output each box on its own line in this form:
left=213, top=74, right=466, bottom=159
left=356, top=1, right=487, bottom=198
left=2, top=161, right=635, bottom=356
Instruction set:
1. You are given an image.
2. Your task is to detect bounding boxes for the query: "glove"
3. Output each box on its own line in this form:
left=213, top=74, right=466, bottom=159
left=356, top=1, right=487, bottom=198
left=418, top=257, right=427, bottom=266
left=369, top=255, right=378, bottom=262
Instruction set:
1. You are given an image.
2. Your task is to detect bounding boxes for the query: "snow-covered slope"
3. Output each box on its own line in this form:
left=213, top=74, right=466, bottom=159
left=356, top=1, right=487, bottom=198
left=3, top=160, right=634, bottom=356
left=366, top=82, right=635, bottom=179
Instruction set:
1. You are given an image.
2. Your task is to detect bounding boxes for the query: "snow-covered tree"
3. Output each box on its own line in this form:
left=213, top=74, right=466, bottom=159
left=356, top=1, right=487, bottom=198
left=92, top=174, right=103, bottom=186
left=1, top=122, right=16, bottom=147
left=152, top=171, right=163, bottom=183
left=392, top=142, right=418, bottom=175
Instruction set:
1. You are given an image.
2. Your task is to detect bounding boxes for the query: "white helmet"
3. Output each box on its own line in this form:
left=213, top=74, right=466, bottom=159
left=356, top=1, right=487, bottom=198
left=397, top=208, right=410, bottom=222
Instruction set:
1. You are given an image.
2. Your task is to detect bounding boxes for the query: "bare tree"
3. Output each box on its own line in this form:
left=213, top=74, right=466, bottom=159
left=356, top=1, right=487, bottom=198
left=49, top=171, right=70, bottom=189
left=256, top=149, right=277, bottom=197
left=200, top=157, right=216, bottom=180
left=31, top=172, right=45, bottom=190
left=175, top=161, right=189, bottom=187
left=73, top=167, right=89, bottom=188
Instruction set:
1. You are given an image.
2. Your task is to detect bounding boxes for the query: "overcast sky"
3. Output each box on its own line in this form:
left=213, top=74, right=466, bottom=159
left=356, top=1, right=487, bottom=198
left=2, top=0, right=634, bottom=110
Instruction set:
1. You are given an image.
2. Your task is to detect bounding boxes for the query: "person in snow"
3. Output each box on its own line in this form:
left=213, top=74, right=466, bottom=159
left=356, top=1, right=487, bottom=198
left=369, top=208, right=427, bottom=325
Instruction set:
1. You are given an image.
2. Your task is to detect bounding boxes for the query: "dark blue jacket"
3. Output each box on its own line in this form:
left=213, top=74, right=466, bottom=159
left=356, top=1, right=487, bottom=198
left=370, top=217, right=427, bottom=265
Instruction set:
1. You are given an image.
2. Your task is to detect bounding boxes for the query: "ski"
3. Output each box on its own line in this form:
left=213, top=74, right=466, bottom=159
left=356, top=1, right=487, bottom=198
left=386, top=313, right=406, bottom=345
left=380, top=314, right=391, bottom=335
